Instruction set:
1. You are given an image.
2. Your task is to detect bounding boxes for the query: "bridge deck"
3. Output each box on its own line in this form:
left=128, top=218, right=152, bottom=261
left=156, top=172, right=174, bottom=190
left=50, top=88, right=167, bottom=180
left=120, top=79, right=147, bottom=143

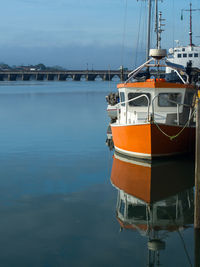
left=0, top=70, right=163, bottom=81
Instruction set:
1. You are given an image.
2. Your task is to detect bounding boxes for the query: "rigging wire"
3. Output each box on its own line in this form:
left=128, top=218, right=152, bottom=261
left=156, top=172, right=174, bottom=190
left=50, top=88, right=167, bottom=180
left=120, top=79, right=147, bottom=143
left=134, top=1, right=147, bottom=68
left=141, top=4, right=147, bottom=65
left=134, top=1, right=143, bottom=68
left=121, top=0, right=128, bottom=68
left=159, top=205, right=193, bottom=267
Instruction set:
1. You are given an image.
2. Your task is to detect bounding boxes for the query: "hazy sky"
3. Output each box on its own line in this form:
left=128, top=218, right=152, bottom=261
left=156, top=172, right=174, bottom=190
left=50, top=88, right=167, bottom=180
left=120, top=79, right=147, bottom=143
left=0, top=0, right=200, bottom=69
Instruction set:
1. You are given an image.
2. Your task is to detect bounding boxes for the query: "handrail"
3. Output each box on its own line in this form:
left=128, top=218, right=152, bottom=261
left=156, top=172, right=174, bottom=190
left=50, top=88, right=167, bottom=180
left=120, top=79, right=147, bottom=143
left=117, top=94, right=150, bottom=123
left=152, top=94, right=158, bottom=121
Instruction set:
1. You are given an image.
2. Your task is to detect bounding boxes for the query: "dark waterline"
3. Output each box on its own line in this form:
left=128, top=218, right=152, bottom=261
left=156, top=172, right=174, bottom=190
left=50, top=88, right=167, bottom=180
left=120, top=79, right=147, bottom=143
left=0, top=81, right=196, bottom=267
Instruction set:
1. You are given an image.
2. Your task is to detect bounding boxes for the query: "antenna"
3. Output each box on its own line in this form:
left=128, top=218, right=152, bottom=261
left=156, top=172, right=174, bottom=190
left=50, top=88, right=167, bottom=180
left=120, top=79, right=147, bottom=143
left=175, top=40, right=180, bottom=47
left=181, top=2, right=200, bottom=46
left=157, top=11, right=165, bottom=49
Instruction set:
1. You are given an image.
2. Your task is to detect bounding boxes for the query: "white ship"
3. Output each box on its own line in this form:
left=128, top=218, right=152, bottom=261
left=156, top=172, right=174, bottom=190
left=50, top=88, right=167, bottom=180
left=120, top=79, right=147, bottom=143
left=166, top=3, right=200, bottom=82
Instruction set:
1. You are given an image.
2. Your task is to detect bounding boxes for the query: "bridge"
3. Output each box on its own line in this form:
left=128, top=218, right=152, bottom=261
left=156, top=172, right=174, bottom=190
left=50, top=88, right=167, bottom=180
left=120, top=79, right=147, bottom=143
left=0, top=69, right=165, bottom=82
left=0, top=70, right=129, bottom=81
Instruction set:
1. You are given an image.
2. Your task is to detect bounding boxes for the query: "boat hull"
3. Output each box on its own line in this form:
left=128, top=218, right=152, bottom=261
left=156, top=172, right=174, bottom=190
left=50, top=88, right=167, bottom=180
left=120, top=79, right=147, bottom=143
left=111, top=123, right=195, bottom=159
left=111, top=153, right=194, bottom=203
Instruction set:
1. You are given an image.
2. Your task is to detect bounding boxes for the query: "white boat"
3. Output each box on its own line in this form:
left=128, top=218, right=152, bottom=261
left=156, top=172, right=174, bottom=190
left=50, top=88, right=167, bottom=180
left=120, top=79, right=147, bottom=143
left=106, top=92, right=119, bottom=121
left=166, top=3, right=200, bottom=82
left=106, top=104, right=118, bottom=120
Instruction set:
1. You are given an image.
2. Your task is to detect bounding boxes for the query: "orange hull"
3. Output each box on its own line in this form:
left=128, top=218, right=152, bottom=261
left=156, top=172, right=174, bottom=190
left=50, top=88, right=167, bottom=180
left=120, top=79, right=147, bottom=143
left=111, top=154, right=194, bottom=203
left=111, top=123, right=195, bottom=159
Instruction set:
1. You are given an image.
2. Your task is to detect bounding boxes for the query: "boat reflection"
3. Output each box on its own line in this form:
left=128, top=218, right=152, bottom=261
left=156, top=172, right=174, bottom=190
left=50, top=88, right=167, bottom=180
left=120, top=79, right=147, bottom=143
left=111, top=152, right=194, bottom=266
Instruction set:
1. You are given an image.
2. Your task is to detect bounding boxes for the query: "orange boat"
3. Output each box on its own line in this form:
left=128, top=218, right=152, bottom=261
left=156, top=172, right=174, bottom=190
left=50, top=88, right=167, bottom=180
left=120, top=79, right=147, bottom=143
left=111, top=78, right=196, bottom=159
left=111, top=152, right=194, bottom=203
left=110, top=153, right=194, bottom=265
left=110, top=11, right=197, bottom=159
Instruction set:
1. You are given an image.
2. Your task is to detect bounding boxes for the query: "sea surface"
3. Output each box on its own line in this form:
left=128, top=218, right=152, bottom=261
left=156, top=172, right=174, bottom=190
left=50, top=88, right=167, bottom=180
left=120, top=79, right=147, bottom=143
left=0, top=80, right=196, bottom=267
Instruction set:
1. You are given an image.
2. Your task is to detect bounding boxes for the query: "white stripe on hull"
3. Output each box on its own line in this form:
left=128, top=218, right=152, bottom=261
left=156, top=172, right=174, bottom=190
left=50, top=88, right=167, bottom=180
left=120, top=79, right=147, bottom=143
left=115, top=146, right=185, bottom=159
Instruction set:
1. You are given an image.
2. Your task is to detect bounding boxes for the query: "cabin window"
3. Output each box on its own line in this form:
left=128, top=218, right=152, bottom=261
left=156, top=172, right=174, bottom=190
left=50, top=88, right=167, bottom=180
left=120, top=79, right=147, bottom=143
left=194, top=53, right=198, bottom=57
left=157, top=206, right=176, bottom=220
left=183, top=53, right=187, bottom=58
left=177, top=54, right=182, bottom=58
left=120, top=92, right=125, bottom=106
left=128, top=93, right=151, bottom=107
left=128, top=205, right=146, bottom=220
left=189, top=53, right=193, bottom=57
left=158, top=93, right=182, bottom=107
left=182, top=48, right=185, bottom=51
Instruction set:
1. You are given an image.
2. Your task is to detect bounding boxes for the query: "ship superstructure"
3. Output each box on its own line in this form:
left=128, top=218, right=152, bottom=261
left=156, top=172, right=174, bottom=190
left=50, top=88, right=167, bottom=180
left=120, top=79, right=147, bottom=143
left=166, top=3, right=200, bottom=81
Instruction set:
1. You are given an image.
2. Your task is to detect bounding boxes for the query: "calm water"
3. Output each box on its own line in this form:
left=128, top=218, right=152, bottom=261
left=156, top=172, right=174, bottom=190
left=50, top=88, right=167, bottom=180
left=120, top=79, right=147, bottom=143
left=0, top=80, right=196, bottom=267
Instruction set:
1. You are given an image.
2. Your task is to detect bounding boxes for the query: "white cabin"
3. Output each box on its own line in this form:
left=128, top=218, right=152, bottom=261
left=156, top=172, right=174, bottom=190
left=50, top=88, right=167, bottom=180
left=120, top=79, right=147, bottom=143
left=117, top=79, right=196, bottom=127
left=166, top=44, right=200, bottom=80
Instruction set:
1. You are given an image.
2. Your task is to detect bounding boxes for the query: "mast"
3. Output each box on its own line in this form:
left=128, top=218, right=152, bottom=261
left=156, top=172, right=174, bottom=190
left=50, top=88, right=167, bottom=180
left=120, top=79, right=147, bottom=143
left=137, top=0, right=153, bottom=60
left=158, top=11, right=165, bottom=49
left=146, top=0, right=152, bottom=61
left=154, top=0, right=158, bottom=49
left=181, top=2, right=200, bottom=47
left=189, top=3, right=192, bottom=46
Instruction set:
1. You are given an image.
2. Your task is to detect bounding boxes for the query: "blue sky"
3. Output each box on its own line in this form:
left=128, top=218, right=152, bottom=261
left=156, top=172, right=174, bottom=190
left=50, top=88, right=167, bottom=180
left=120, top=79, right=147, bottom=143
left=0, top=0, right=200, bottom=69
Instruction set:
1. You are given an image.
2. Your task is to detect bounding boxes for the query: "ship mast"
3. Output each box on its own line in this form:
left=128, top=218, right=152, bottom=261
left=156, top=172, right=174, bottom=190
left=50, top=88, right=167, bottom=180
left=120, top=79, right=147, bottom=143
left=137, top=0, right=153, bottom=61
left=181, top=2, right=200, bottom=46
left=189, top=3, right=192, bottom=46
left=157, top=11, right=165, bottom=49
left=155, top=0, right=158, bottom=49
left=146, top=0, right=152, bottom=61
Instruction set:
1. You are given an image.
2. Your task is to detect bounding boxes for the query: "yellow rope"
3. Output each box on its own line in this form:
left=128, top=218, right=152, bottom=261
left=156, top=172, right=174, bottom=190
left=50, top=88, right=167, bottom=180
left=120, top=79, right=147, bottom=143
left=154, top=108, right=196, bottom=141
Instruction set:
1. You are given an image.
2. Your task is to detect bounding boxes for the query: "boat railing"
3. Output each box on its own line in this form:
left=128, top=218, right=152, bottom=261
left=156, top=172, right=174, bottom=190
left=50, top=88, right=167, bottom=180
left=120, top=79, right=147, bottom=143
left=152, top=94, right=192, bottom=126
left=117, top=94, right=150, bottom=123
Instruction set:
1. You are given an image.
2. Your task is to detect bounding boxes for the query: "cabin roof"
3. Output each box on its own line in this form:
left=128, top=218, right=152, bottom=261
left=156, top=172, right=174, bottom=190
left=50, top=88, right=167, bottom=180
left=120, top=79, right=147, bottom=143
left=117, top=79, right=195, bottom=89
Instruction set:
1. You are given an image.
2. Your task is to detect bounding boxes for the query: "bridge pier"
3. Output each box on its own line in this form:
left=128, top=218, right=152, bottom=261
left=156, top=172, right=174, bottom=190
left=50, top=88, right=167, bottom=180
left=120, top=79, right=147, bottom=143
left=72, top=74, right=81, bottom=81
left=58, top=74, right=67, bottom=81
left=102, top=74, right=114, bottom=81
left=47, top=74, right=55, bottom=81
left=22, top=74, right=30, bottom=81
left=86, top=74, right=97, bottom=81
left=8, top=74, right=17, bottom=81
left=36, top=74, right=44, bottom=81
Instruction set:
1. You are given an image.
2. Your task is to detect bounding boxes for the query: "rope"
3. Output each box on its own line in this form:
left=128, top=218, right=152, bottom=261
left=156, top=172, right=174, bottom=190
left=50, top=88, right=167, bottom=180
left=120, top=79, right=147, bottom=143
left=154, top=108, right=196, bottom=141
left=176, top=229, right=193, bottom=267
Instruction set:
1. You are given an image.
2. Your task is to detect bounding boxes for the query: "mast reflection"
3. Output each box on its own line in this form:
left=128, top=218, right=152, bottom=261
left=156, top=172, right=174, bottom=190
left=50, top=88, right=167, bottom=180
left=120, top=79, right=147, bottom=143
left=111, top=152, right=194, bottom=267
